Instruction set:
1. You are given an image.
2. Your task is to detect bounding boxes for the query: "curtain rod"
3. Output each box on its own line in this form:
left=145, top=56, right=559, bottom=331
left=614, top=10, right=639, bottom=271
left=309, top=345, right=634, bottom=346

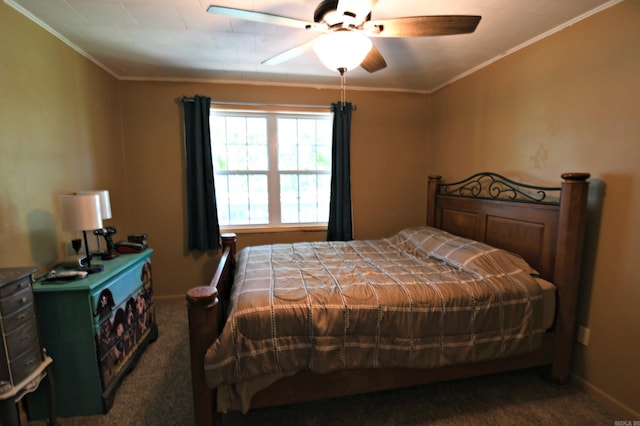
left=177, top=97, right=356, bottom=110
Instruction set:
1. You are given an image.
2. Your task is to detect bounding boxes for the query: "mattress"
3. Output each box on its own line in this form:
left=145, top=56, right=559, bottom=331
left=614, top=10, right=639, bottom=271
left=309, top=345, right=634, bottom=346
left=537, top=277, right=556, bottom=330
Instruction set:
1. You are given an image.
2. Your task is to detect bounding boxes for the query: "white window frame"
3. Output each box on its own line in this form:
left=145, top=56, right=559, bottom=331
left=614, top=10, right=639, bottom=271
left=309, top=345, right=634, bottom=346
left=210, top=107, right=333, bottom=232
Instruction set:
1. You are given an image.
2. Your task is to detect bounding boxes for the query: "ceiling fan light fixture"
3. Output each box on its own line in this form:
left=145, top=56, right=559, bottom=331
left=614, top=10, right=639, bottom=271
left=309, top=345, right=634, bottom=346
left=313, top=30, right=372, bottom=73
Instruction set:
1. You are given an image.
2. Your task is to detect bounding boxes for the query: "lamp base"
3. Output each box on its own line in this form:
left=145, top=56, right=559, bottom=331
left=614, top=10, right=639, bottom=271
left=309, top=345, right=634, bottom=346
left=77, top=264, right=104, bottom=274
left=80, top=230, right=103, bottom=274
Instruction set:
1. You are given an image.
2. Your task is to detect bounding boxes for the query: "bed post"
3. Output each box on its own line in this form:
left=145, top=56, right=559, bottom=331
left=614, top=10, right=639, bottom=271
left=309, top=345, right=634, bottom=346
left=551, top=173, right=590, bottom=383
left=185, top=233, right=237, bottom=426
left=427, top=175, right=442, bottom=227
left=186, top=286, right=219, bottom=426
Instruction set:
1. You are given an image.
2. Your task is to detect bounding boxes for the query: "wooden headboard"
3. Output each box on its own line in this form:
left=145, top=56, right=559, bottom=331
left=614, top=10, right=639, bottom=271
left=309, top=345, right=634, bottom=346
left=426, top=172, right=590, bottom=379
left=427, top=172, right=589, bottom=282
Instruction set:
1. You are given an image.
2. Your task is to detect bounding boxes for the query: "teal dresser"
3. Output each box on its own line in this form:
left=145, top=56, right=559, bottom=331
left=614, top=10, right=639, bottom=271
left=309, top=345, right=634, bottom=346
left=26, top=249, right=157, bottom=419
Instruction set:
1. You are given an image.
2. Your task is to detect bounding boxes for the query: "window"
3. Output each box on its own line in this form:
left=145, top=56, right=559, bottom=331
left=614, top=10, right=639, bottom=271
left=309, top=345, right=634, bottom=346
left=211, top=109, right=332, bottom=229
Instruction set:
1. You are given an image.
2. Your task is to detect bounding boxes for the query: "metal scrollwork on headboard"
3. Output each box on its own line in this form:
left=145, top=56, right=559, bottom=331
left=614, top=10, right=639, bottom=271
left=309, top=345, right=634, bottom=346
left=439, top=172, right=562, bottom=204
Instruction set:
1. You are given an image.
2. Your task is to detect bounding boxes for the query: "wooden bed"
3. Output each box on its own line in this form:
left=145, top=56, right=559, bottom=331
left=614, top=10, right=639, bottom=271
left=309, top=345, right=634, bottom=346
left=186, top=172, right=590, bottom=425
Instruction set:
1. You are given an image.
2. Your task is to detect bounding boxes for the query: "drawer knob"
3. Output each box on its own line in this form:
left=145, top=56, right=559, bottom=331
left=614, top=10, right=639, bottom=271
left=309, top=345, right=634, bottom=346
left=20, top=297, right=28, bottom=303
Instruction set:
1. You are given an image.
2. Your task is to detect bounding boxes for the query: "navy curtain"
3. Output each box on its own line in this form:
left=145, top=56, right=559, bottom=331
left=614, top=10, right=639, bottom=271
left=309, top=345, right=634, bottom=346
left=183, top=95, right=221, bottom=250
left=327, top=102, right=353, bottom=241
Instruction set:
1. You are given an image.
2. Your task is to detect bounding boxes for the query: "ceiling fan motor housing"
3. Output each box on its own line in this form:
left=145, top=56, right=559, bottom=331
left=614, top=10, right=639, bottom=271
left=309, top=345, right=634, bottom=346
left=314, top=0, right=371, bottom=25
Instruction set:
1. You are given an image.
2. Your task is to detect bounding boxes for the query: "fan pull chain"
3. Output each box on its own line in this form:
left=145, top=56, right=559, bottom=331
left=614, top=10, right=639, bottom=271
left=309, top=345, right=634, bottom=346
left=338, top=67, right=347, bottom=111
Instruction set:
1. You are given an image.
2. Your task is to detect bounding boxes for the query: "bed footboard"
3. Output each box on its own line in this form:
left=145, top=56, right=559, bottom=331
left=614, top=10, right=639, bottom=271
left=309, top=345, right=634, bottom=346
left=186, top=234, right=236, bottom=426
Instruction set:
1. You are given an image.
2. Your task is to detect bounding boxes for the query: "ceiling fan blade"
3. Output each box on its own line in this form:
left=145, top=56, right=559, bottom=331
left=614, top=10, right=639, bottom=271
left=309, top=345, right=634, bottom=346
left=360, top=45, right=386, bottom=73
left=262, top=39, right=317, bottom=66
left=365, top=15, right=481, bottom=38
left=207, top=5, right=314, bottom=30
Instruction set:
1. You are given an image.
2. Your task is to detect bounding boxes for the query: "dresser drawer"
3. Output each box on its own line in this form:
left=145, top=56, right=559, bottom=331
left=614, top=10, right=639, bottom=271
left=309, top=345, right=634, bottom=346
left=5, top=318, right=39, bottom=360
left=9, top=344, right=42, bottom=385
left=1, top=304, right=35, bottom=334
left=0, top=274, right=31, bottom=298
left=0, top=286, right=33, bottom=316
left=91, top=258, right=151, bottom=325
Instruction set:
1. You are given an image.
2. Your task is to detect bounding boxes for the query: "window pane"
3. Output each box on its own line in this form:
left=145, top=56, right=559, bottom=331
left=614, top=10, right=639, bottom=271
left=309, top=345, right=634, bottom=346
left=212, top=110, right=331, bottom=227
left=280, top=173, right=331, bottom=224
left=299, top=175, right=318, bottom=222
left=278, top=118, right=297, bottom=170
left=280, top=174, right=299, bottom=223
left=297, top=120, right=315, bottom=148
left=226, top=117, right=246, bottom=170
left=211, top=116, right=268, bottom=171
left=317, top=174, right=331, bottom=222
left=247, top=118, right=268, bottom=170
left=317, top=123, right=332, bottom=171
left=214, top=175, right=230, bottom=224
left=211, top=116, right=228, bottom=171
left=278, top=119, right=297, bottom=146
left=228, top=175, right=249, bottom=224
left=220, top=174, right=268, bottom=225
left=248, top=175, right=268, bottom=224
left=298, top=145, right=316, bottom=170
left=278, top=117, right=332, bottom=172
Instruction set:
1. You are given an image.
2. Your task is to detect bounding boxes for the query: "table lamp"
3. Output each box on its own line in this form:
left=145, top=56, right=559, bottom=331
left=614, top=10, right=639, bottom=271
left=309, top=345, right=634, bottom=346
left=59, top=193, right=105, bottom=274
left=76, top=190, right=119, bottom=259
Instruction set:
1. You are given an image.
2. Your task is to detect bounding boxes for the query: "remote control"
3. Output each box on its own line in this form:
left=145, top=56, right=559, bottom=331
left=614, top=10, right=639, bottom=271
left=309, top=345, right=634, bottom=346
left=45, top=270, right=88, bottom=282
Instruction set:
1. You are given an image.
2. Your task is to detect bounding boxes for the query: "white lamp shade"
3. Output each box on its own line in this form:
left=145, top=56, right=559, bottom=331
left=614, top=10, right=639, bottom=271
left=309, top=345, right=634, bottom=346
left=76, top=190, right=112, bottom=220
left=59, top=194, right=103, bottom=231
left=313, top=31, right=373, bottom=72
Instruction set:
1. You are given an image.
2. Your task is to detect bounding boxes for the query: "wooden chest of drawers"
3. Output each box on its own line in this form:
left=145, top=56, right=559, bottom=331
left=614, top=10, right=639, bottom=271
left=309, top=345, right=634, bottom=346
left=26, top=250, right=157, bottom=419
left=0, top=267, right=54, bottom=425
left=0, top=267, right=43, bottom=396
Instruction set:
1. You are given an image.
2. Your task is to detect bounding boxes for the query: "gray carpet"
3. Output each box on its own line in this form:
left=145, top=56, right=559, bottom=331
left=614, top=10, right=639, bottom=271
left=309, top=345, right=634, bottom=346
left=28, top=297, right=620, bottom=425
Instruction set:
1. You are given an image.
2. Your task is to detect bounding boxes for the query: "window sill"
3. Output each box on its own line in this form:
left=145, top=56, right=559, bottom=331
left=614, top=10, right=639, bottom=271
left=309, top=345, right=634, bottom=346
left=220, top=225, right=327, bottom=234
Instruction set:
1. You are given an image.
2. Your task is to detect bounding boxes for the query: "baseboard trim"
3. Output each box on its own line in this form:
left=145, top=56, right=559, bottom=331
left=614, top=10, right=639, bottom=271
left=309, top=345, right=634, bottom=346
left=571, top=373, right=640, bottom=419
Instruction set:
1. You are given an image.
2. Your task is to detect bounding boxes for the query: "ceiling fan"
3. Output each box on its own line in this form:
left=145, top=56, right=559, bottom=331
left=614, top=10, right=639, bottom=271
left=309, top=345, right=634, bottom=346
left=207, top=0, right=481, bottom=74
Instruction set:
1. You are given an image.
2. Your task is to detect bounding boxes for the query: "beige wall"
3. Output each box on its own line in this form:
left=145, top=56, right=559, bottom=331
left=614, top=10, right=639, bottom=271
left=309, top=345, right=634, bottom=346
left=117, top=81, right=429, bottom=295
left=3, top=0, right=638, bottom=419
left=0, top=3, right=128, bottom=269
left=428, top=1, right=640, bottom=417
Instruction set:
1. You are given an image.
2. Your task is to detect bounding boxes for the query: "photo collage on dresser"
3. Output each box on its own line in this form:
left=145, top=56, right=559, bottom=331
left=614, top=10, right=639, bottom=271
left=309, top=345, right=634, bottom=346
left=94, top=260, right=155, bottom=389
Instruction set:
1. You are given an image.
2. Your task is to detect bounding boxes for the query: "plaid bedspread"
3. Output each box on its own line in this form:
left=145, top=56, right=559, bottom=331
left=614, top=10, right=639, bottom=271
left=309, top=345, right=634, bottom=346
left=204, top=227, right=544, bottom=407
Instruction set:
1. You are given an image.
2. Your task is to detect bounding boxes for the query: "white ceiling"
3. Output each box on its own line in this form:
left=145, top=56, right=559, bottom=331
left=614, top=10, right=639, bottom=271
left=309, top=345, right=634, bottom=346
left=7, top=0, right=621, bottom=93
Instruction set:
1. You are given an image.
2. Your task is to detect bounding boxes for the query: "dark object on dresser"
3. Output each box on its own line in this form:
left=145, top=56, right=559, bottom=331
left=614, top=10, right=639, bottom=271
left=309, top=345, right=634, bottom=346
left=94, top=226, right=120, bottom=260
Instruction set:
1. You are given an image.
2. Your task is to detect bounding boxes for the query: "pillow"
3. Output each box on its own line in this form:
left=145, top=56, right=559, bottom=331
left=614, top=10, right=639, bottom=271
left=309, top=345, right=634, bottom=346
left=394, top=226, right=538, bottom=277
left=392, top=226, right=450, bottom=253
